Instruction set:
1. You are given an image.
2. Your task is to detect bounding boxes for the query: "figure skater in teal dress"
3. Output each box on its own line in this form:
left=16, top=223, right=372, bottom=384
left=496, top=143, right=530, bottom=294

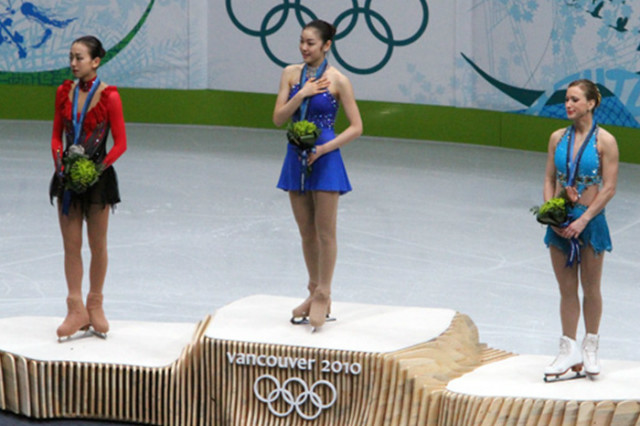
left=542, top=79, right=618, bottom=380
left=273, top=19, right=363, bottom=331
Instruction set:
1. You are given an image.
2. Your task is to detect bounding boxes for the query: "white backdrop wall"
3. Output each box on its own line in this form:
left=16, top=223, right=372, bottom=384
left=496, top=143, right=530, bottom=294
left=2, top=1, right=640, bottom=126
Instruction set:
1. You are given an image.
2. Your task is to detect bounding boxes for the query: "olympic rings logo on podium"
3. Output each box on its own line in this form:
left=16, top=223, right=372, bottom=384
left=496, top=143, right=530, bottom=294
left=253, top=374, right=338, bottom=420
left=225, top=0, right=429, bottom=74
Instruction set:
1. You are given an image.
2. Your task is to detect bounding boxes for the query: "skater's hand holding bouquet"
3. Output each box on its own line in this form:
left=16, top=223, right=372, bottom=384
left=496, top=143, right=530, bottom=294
left=287, top=120, right=320, bottom=151
left=532, top=189, right=584, bottom=266
left=286, top=120, right=320, bottom=192
left=63, top=145, right=102, bottom=194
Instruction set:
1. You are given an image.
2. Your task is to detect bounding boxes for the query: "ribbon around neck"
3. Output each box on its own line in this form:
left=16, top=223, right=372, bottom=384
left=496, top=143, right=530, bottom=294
left=562, top=122, right=597, bottom=267
left=295, top=60, right=326, bottom=193
left=298, top=59, right=327, bottom=121
left=62, top=77, right=101, bottom=215
left=566, top=122, right=597, bottom=188
left=72, top=77, right=101, bottom=146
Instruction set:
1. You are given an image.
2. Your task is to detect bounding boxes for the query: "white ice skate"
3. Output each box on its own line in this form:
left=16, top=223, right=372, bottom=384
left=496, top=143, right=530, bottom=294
left=544, top=336, right=584, bottom=382
left=582, top=333, right=600, bottom=378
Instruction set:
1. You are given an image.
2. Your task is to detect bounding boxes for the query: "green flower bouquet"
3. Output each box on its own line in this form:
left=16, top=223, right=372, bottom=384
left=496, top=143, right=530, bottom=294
left=530, top=192, right=569, bottom=226
left=286, top=120, right=320, bottom=151
left=63, top=145, right=101, bottom=193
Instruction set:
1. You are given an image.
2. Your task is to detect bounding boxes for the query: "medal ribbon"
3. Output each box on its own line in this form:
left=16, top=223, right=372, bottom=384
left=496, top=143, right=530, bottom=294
left=563, top=122, right=597, bottom=267
left=72, top=77, right=101, bottom=146
left=566, top=122, right=597, bottom=188
left=62, top=77, right=101, bottom=215
left=298, top=58, right=327, bottom=121
left=296, top=59, right=327, bottom=193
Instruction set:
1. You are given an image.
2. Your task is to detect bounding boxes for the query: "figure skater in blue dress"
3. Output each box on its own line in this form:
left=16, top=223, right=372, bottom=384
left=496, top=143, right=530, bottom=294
left=542, top=79, right=619, bottom=380
left=273, top=19, right=363, bottom=331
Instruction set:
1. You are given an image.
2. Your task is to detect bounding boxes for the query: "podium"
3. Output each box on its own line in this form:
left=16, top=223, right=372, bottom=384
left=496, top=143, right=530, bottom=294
left=0, top=295, right=638, bottom=425
left=442, top=355, right=640, bottom=425
left=0, top=315, right=207, bottom=424
left=201, top=295, right=508, bottom=425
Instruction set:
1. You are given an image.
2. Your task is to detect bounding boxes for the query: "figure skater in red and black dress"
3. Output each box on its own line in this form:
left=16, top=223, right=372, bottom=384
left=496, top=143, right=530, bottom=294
left=50, top=35, right=127, bottom=341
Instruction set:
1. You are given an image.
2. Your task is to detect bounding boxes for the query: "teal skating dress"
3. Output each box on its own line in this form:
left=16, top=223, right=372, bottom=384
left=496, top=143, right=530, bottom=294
left=544, top=125, right=612, bottom=256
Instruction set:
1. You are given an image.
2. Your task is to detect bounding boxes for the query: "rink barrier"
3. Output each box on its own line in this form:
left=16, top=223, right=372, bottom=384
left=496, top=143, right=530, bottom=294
left=5, top=85, right=640, bottom=165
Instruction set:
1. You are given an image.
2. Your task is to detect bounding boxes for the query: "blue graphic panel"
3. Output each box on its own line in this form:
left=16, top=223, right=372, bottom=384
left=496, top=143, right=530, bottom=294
left=459, top=1, right=640, bottom=128
left=0, top=2, right=75, bottom=60
left=0, top=0, right=192, bottom=88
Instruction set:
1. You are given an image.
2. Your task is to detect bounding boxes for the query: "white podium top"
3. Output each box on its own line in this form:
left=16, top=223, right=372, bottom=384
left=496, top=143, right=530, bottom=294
left=447, top=354, right=640, bottom=401
left=0, top=316, right=196, bottom=367
left=205, top=294, right=457, bottom=353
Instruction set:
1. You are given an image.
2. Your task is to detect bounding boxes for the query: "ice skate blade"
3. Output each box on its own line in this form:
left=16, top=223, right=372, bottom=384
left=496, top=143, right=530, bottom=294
left=57, top=328, right=92, bottom=343
left=290, top=314, right=336, bottom=326
left=585, top=372, right=599, bottom=381
left=90, top=329, right=108, bottom=340
left=543, top=372, right=586, bottom=383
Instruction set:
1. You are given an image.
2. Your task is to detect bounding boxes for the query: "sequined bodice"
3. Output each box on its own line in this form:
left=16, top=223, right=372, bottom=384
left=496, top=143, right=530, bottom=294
left=62, top=114, right=110, bottom=163
left=554, top=126, right=602, bottom=194
left=289, top=84, right=339, bottom=129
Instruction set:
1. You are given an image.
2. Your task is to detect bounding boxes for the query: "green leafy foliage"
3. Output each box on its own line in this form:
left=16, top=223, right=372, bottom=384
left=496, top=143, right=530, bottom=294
left=286, top=120, right=320, bottom=151
left=63, top=153, right=100, bottom=193
left=531, top=196, right=568, bottom=226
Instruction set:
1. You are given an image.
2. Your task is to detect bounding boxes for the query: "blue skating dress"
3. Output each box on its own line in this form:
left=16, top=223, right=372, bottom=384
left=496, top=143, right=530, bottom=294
left=277, top=85, right=352, bottom=194
left=544, top=126, right=612, bottom=255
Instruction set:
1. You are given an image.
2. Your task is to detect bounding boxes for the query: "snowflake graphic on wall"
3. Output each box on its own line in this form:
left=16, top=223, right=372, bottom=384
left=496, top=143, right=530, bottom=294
left=0, top=1, right=76, bottom=58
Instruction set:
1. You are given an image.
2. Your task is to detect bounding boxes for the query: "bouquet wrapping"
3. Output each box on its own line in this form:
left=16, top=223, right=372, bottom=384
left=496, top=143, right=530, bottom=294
left=63, top=145, right=101, bottom=193
left=287, top=120, right=320, bottom=151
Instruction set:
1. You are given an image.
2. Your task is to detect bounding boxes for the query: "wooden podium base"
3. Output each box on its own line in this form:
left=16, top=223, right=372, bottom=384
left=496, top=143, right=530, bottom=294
left=442, top=355, right=640, bottom=425
left=0, top=315, right=210, bottom=425
left=1, top=295, right=637, bottom=425
left=201, top=295, right=510, bottom=425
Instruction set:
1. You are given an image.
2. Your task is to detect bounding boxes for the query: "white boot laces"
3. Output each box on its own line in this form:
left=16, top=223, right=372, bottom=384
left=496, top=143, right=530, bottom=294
left=583, top=336, right=599, bottom=363
left=552, top=337, right=571, bottom=366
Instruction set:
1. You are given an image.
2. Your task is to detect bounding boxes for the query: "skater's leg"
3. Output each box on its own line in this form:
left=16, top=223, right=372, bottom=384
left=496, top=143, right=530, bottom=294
left=579, top=247, right=604, bottom=375
left=85, top=204, right=111, bottom=335
left=579, top=247, right=604, bottom=334
left=550, top=246, right=580, bottom=339
left=545, top=246, right=582, bottom=376
left=86, top=204, right=109, bottom=295
left=56, top=202, right=90, bottom=339
left=308, top=191, right=339, bottom=330
left=289, top=192, right=320, bottom=319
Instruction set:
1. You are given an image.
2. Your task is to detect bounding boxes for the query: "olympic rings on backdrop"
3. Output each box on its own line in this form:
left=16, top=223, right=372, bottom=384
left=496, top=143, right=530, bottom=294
left=225, top=0, right=429, bottom=74
left=253, top=374, right=338, bottom=420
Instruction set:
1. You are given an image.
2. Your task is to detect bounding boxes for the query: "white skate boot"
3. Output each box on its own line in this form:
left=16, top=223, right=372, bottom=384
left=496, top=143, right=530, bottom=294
left=582, top=333, right=600, bottom=377
left=544, top=336, right=584, bottom=382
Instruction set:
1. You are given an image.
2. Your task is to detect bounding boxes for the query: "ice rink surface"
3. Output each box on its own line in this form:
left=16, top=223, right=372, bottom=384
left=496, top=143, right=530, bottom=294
left=1, top=119, right=640, bottom=424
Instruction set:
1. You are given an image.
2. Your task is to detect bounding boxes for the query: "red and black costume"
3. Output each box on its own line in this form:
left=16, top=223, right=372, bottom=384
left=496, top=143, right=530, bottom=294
left=49, top=79, right=127, bottom=216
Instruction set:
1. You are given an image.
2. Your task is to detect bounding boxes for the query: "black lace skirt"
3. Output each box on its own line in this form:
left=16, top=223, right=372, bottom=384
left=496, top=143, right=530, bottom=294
left=49, top=166, right=121, bottom=217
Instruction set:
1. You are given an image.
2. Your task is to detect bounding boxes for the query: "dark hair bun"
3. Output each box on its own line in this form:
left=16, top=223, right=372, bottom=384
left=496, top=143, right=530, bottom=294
left=305, top=19, right=336, bottom=43
left=73, top=35, right=106, bottom=59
